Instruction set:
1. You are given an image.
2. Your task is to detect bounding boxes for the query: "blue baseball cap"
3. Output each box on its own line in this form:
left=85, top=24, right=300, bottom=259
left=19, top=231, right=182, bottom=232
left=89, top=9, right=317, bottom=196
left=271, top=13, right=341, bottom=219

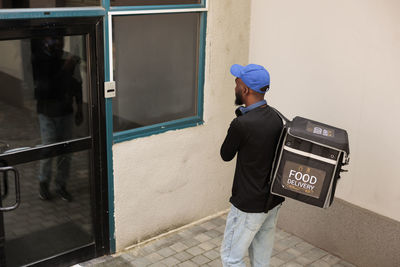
left=230, top=64, right=270, bottom=94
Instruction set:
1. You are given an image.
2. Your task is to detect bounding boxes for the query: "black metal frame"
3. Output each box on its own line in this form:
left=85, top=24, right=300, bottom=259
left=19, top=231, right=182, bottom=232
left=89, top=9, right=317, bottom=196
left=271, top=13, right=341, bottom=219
left=0, top=16, right=109, bottom=266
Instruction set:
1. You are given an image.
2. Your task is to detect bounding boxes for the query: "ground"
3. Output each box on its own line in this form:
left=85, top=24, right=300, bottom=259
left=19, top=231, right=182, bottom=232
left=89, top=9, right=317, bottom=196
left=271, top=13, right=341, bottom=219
left=78, top=213, right=356, bottom=267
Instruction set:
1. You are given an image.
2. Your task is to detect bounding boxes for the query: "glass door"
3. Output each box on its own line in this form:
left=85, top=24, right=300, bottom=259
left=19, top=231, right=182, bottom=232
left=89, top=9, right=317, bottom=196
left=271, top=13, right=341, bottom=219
left=0, top=17, right=108, bottom=266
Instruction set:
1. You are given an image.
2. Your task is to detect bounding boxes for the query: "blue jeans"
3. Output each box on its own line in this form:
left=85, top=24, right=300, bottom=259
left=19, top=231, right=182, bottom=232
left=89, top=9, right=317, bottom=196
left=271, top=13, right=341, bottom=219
left=38, top=114, right=73, bottom=188
left=221, top=204, right=281, bottom=267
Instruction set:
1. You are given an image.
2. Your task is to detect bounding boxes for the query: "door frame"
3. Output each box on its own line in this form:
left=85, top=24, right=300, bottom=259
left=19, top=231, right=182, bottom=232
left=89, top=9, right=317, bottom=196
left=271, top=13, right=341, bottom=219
left=0, top=16, right=109, bottom=266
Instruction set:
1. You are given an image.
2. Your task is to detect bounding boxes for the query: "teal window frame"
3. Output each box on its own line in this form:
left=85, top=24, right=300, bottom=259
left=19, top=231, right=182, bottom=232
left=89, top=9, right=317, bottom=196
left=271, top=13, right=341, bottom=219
left=107, top=2, right=207, bottom=143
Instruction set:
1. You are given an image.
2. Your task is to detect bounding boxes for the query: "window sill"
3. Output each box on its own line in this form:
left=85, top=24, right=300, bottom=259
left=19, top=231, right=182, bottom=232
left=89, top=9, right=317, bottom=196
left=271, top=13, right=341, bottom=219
left=112, top=116, right=203, bottom=143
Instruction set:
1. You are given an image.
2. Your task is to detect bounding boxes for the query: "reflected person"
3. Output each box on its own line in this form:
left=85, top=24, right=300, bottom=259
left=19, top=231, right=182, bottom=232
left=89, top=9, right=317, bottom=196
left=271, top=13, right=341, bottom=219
left=32, top=36, right=83, bottom=202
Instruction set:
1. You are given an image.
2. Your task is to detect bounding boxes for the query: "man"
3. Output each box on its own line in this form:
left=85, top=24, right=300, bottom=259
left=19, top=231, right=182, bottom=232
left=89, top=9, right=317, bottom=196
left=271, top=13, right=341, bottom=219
left=32, top=36, right=83, bottom=202
left=220, top=64, right=285, bottom=266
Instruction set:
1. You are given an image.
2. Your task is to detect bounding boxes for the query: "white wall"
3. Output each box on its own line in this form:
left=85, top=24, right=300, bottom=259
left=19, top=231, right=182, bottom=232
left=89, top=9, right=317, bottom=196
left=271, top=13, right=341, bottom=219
left=250, top=0, right=400, bottom=221
left=113, top=0, right=252, bottom=250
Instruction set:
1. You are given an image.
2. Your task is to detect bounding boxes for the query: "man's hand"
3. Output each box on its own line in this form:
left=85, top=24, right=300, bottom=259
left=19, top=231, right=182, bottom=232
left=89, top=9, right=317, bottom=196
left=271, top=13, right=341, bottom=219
left=63, top=55, right=80, bottom=72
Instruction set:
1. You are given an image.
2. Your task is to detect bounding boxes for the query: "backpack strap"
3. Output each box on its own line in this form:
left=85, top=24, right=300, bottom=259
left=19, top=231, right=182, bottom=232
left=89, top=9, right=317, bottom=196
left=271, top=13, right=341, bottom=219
left=269, top=106, right=290, bottom=126
left=265, top=106, right=291, bottom=211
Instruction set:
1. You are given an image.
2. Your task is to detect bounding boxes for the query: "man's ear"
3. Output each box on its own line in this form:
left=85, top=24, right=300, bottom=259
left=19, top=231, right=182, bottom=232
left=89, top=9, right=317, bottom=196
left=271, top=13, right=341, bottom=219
left=243, top=85, right=250, bottom=96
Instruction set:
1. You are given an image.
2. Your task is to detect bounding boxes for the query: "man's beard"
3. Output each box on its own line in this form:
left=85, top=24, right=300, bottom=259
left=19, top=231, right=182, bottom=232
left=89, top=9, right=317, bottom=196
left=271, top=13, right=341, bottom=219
left=235, top=92, right=244, bottom=106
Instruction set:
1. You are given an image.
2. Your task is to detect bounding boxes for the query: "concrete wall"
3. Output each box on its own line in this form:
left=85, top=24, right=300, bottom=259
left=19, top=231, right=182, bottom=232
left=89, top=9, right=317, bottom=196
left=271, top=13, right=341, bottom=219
left=113, top=0, right=251, bottom=250
left=249, top=0, right=400, bottom=266
left=278, top=198, right=400, bottom=267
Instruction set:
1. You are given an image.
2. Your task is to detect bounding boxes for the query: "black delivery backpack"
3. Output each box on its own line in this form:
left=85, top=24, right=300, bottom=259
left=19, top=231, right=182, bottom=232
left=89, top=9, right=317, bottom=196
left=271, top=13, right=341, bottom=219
left=269, top=109, right=350, bottom=208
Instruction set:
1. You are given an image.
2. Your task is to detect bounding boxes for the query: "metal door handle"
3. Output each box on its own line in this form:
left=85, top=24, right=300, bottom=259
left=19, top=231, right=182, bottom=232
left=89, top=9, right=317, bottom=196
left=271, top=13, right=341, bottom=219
left=0, top=166, right=20, bottom=211
left=1, top=170, right=8, bottom=200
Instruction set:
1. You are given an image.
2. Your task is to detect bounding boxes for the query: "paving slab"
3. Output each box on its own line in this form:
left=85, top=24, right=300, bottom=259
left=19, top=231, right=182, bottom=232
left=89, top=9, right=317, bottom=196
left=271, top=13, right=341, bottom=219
left=79, top=213, right=357, bottom=267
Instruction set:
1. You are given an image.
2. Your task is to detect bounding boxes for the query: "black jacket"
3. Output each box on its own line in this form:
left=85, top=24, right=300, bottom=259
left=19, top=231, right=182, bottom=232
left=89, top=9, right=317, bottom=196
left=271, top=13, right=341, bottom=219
left=221, top=104, right=285, bottom=213
left=32, top=48, right=82, bottom=117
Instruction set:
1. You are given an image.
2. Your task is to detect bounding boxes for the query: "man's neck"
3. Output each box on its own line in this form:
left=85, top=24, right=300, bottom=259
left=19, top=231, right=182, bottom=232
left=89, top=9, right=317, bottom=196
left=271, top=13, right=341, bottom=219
left=244, top=98, right=265, bottom=107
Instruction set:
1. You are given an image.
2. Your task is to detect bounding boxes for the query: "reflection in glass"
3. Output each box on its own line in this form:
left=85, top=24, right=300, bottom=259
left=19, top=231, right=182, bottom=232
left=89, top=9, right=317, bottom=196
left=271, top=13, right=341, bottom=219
left=112, top=13, right=200, bottom=132
left=32, top=36, right=83, bottom=146
left=0, top=0, right=100, bottom=8
left=0, top=35, right=89, bottom=153
left=111, top=0, right=200, bottom=6
left=2, top=151, right=93, bottom=267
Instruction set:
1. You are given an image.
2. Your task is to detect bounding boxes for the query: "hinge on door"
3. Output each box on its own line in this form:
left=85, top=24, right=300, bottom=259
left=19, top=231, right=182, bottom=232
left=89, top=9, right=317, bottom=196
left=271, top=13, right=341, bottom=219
left=104, top=81, right=116, bottom=98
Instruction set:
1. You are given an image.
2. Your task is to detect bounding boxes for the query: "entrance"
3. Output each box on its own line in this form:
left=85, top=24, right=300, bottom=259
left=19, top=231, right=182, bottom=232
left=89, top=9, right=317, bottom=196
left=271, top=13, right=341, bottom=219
left=0, top=17, right=109, bottom=266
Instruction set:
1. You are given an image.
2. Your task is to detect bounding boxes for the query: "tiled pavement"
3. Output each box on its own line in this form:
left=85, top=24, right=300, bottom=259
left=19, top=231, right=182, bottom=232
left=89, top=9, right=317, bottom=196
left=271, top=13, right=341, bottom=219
left=78, top=213, right=357, bottom=267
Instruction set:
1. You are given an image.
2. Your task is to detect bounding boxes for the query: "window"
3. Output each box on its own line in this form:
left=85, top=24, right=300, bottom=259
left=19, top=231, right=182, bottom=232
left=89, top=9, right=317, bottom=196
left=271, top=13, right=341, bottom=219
left=112, top=13, right=200, bottom=132
left=109, top=3, right=207, bottom=142
left=111, top=0, right=200, bottom=6
left=0, top=0, right=100, bottom=8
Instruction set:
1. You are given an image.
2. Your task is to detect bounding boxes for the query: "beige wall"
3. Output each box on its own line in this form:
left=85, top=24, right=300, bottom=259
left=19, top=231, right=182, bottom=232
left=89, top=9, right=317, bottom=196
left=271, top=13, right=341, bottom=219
left=113, top=0, right=251, bottom=250
left=0, top=40, right=24, bottom=80
left=250, top=0, right=400, bottom=222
